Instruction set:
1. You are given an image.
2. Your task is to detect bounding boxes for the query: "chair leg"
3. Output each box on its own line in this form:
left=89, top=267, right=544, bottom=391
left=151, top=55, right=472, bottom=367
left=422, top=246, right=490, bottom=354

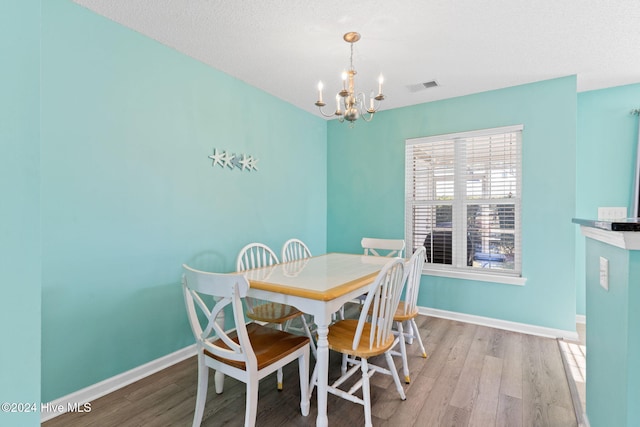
left=411, top=318, right=427, bottom=358
left=331, top=306, right=345, bottom=322
left=214, top=303, right=226, bottom=394
left=300, top=315, right=317, bottom=359
left=276, top=323, right=284, bottom=390
left=396, top=321, right=411, bottom=383
left=385, top=351, right=406, bottom=401
left=361, top=358, right=373, bottom=427
left=244, top=380, right=258, bottom=427
left=192, top=354, right=208, bottom=427
left=341, top=353, right=348, bottom=375
left=298, top=347, right=310, bottom=416
left=404, top=320, right=414, bottom=344
left=214, top=370, right=225, bottom=394
left=308, top=362, right=318, bottom=401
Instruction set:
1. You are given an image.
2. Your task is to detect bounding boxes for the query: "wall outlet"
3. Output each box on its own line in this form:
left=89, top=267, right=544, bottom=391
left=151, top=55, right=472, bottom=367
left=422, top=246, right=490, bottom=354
left=599, top=256, right=609, bottom=291
left=598, top=207, right=627, bottom=220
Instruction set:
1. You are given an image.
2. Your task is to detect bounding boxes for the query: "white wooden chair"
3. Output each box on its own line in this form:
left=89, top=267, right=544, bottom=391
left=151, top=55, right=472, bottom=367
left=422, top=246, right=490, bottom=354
left=353, top=237, right=406, bottom=306
left=281, top=238, right=319, bottom=343
left=390, top=246, right=428, bottom=383
left=309, top=258, right=407, bottom=427
left=237, top=243, right=316, bottom=381
left=182, top=265, right=310, bottom=427
left=281, top=238, right=312, bottom=262
left=361, top=237, right=405, bottom=257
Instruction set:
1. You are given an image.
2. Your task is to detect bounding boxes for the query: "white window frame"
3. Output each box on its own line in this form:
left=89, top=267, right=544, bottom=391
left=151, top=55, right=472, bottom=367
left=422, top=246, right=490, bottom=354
left=405, top=125, right=526, bottom=286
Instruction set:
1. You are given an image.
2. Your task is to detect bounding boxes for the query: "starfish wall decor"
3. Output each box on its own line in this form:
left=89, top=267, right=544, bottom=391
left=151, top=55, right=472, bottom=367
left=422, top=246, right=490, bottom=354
left=208, top=148, right=259, bottom=172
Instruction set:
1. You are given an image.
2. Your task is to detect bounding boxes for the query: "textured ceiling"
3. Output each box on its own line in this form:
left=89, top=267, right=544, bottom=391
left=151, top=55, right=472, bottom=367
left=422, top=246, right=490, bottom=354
left=73, top=0, right=640, bottom=118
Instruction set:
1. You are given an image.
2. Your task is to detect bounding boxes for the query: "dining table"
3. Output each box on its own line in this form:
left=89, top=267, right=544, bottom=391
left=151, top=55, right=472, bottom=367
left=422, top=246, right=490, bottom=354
left=241, top=252, right=393, bottom=427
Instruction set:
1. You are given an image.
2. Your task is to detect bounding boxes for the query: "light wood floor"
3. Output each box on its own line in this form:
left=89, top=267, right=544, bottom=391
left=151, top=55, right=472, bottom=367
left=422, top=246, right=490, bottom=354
left=43, top=315, right=577, bottom=427
left=558, top=322, right=586, bottom=426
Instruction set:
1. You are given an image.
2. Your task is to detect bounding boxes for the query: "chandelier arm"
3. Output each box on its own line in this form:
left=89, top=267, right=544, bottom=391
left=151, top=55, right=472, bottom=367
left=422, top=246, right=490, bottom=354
left=355, top=92, right=382, bottom=115
left=317, top=105, right=339, bottom=118
left=360, top=111, right=375, bottom=122
left=366, top=95, right=385, bottom=114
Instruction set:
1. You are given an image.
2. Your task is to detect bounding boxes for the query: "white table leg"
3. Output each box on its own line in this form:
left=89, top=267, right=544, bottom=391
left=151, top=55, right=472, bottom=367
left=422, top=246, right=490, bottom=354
left=315, top=323, right=329, bottom=427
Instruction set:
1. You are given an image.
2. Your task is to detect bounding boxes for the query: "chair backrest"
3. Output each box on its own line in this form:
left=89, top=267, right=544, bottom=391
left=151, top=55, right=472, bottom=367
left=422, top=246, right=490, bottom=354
left=281, top=238, right=312, bottom=262
left=181, top=264, right=258, bottom=370
left=401, top=246, right=426, bottom=316
left=236, top=243, right=280, bottom=272
left=353, top=258, right=405, bottom=351
left=361, top=237, right=405, bottom=257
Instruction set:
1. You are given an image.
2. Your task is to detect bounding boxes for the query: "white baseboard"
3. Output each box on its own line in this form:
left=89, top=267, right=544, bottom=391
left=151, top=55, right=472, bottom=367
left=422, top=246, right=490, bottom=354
left=420, top=307, right=579, bottom=341
left=576, top=314, right=586, bottom=324
left=41, top=344, right=196, bottom=423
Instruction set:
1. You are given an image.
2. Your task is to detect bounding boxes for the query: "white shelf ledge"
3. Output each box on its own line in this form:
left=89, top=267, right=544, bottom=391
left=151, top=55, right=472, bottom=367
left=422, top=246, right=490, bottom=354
left=579, top=225, right=640, bottom=250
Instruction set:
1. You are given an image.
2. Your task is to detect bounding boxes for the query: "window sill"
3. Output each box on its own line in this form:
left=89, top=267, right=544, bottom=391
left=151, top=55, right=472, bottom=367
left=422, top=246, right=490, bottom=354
left=422, top=267, right=527, bottom=286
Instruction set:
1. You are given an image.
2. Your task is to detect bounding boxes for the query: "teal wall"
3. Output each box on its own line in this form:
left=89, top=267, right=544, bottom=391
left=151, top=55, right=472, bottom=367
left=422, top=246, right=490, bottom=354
left=327, top=76, right=577, bottom=331
left=575, top=83, right=640, bottom=315
left=40, top=1, right=326, bottom=402
left=0, top=2, right=41, bottom=426
left=584, top=238, right=640, bottom=427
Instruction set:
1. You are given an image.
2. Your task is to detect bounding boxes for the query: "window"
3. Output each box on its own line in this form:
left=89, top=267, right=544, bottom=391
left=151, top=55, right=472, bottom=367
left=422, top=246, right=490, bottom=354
left=405, top=125, right=522, bottom=279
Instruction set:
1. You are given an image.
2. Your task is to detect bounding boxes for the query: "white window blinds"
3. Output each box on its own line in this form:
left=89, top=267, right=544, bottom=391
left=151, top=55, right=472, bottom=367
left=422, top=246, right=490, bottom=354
left=405, top=125, right=522, bottom=277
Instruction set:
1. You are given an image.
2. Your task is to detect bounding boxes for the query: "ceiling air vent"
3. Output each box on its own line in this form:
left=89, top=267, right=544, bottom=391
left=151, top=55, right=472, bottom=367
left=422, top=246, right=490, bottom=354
left=407, top=80, right=439, bottom=93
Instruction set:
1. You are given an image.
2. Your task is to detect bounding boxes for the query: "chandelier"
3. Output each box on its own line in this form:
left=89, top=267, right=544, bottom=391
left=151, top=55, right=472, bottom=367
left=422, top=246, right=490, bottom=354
left=314, top=32, right=385, bottom=125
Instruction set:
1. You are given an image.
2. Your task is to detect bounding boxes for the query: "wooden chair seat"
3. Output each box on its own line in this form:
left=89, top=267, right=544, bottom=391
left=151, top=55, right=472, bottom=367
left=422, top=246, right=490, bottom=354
left=245, top=302, right=303, bottom=324
left=367, top=301, right=419, bottom=322
left=327, top=319, right=395, bottom=358
left=393, top=301, right=419, bottom=322
left=205, top=322, right=309, bottom=371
